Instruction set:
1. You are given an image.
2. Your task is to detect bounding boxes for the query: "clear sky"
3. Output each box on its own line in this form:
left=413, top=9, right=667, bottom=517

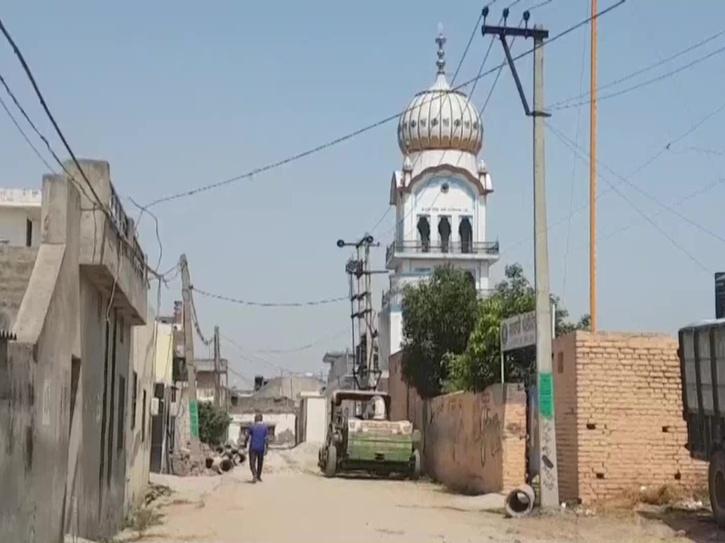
left=1, top=1, right=724, bottom=386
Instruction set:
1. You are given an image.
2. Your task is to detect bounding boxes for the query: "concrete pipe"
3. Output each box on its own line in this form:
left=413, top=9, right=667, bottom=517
left=504, top=484, right=535, bottom=518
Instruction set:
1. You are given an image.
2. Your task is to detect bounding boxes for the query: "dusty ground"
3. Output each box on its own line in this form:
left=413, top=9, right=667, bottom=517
left=116, top=445, right=724, bottom=543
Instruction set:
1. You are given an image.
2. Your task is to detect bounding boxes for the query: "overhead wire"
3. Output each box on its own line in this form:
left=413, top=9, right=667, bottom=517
left=0, top=91, right=55, bottom=173
left=127, top=196, right=164, bottom=272
left=139, top=0, right=626, bottom=214
left=221, top=334, right=299, bottom=376
left=550, top=42, right=725, bottom=111
left=561, top=0, right=589, bottom=298
left=191, top=286, right=347, bottom=308
left=547, top=122, right=712, bottom=274
left=251, top=327, right=349, bottom=354
left=497, top=96, right=725, bottom=260
left=0, top=16, right=107, bottom=216
left=548, top=122, right=725, bottom=246
left=0, top=71, right=97, bottom=205
left=548, top=28, right=725, bottom=110
left=0, top=18, right=165, bottom=287
left=590, top=178, right=725, bottom=249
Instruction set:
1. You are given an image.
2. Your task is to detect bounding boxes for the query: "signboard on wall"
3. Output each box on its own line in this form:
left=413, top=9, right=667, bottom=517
left=501, top=310, right=536, bottom=352
left=716, top=272, right=725, bottom=319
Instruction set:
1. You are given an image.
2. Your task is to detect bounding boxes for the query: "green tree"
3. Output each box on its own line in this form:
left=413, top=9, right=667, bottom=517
left=198, top=401, right=231, bottom=446
left=446, top=263, right=589, bottom=392
left=401, top=267, right=478, bottom=398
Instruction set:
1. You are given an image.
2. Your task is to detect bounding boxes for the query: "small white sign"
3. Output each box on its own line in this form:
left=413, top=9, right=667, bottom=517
left=501, top=310, right=537, bottom=352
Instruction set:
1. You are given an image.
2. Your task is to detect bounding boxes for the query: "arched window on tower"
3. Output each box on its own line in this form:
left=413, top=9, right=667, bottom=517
left=417, top=216, right=430, bottom=253
left=438, top=216, right=451, bottom=253
left=459, top=217, right=473, bottom=254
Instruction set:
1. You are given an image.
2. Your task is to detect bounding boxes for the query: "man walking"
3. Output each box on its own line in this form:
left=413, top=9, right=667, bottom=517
left=245, top=413, right=269, bottom=483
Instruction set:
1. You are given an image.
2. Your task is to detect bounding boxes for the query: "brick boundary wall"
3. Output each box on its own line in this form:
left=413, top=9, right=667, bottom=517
left=388, top=352, right=526, bottom=494
left=553, top=331, right=707, bottom=504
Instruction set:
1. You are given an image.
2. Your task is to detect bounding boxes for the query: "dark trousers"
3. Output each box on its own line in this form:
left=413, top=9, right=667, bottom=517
left=249, top=449, right=264, bottom=480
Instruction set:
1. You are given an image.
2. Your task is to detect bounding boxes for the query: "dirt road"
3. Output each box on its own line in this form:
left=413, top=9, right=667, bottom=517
left=126, top=446, right=716, bottom=543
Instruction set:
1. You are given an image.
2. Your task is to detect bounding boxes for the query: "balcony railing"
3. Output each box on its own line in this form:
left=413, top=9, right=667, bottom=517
left=109, top=184, right=147, bottom=279
left=386, top=239, right=499, bottom=262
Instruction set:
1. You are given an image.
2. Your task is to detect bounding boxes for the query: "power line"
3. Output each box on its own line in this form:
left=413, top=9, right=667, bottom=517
left=252, top=327, right=349, bottom=354
left=551, top=41, right=725, bottom=111
left=527, top=0, right=553, bottom=12
left=498, top=96, right=725, bottom=260
left=549, top=122, right=725, bottom=246
left=140, top=0, right=626, bottom=211
left=0, top=91, right=55, bottom=173
left=561, top=0, right=589, bottom=298
left=547, top=123, right=712, bottom=274
left=127, top=196, right=164, bottom=272
left=221, top=334, right=299, bottom=375
left=191, top=286, right=347, bottom=308
left=0, top=52, right=162, bottom=278
left=594, top=178, right=725, bottom=247
left=451, top=13, right=484, bottom=83
left=0, top=16, right=107, bottom=215
left=548, top=28, right=725, bottom=110
left=0, top=71, right=96, bottom=205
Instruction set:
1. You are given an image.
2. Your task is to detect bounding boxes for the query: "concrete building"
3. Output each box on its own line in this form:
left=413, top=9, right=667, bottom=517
left=379, top=32, right=499, bottom=364
left=254, top=374, right=324, bottom=403
left=227, top=397, right=298, bottom=446
left=323, top=350, right=355, bottom=393
left=125, top=308, right=157, bottom=515
left=0, top=160, right=150, bottom=542
left=150, top=318, right=175, bottom=473
left=195, top=357, right=229, bottom=405
left=0, top=187, right=41, bottom=247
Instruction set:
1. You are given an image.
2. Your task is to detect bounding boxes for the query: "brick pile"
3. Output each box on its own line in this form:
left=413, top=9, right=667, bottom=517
left=553, top=331, right=707, bottom=504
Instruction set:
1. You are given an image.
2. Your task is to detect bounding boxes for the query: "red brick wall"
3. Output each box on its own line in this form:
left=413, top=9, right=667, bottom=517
left=553, top=331, right=706, bottom=504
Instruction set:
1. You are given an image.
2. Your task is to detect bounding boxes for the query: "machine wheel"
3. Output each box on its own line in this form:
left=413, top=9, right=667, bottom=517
left=410, top=450, right=421, bottom=480
left=324, top=444, right=337, bottom=478
left=710, top=449, right=725, bottom=527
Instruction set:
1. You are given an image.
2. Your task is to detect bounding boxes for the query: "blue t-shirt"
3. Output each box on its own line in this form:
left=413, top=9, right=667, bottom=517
left=248, top=422, right=268, bottom=452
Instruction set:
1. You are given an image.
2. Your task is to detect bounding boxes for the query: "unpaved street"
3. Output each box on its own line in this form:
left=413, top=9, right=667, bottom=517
left=128, top=446, right=715, bottom=543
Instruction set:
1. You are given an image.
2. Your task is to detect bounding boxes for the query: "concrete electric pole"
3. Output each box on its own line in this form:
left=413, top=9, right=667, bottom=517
left=213, top=325, right=221, bottom=408
left=179, top=254, right=201, bottom=456
left=482, top=8, right=559, bottom=508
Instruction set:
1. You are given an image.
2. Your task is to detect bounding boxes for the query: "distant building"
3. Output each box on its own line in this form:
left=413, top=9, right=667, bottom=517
left=0, top=188, right=41, bottom=247
left=227, top=374, right=324, bottom=446
left=194, top=358, right=229, bottom=405
left=323, top=350, right=355, bottom=394
left=253, top=374, right=324, bottom=404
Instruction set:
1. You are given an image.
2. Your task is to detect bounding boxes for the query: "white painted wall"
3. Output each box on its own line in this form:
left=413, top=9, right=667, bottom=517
left=227, top=412, right=296, bottom=446
left=0, top=207, right=40, bottom=247
left=301, top=396, right=327, bottom=444
left=154, top=322, right=173, bottom=384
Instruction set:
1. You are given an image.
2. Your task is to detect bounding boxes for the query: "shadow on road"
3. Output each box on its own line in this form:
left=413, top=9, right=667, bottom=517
left=638, top=509, right=723, bottom=542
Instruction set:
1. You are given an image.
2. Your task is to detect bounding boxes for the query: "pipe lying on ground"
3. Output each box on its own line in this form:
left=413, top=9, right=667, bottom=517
left=505, top=484, right=535, bottom=517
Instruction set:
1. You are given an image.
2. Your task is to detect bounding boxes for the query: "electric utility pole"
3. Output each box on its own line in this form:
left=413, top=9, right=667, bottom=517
left=337, top=234, right=384, bottom=390
left=590, top=0, right=599, bottom=332
left=180, top=254, right=201, bottom=456
left=213, top=325, right=221, bottom=408
left=482, top=7, right=559, bottom=508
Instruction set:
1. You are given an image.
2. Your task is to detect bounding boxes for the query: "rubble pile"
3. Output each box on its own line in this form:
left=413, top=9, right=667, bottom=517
left=170, top=443, right=247, bottom=476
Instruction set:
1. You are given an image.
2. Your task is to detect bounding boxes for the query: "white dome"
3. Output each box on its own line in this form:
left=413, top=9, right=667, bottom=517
left=398, top=32, right=483, bottom=155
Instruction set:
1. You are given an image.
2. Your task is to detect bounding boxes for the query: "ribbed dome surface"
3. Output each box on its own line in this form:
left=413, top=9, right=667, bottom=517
left=398, top=75, right=482, bottom=154
left=397, top=32, right=483, bottom=155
